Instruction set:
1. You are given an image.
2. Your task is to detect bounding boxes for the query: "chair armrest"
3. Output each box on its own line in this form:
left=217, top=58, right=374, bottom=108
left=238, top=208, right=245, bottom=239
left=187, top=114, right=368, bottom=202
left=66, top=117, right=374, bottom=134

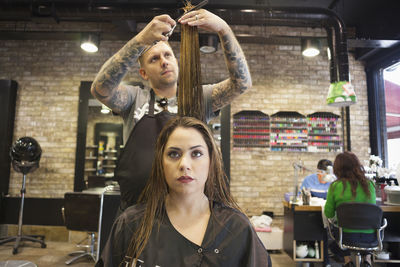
left=380, top=218, right=387, bottom=231
left=377, top=218, right=387, bottom=251
left=327, top=217, right=346, bottom=250
left=327, top=217, right=338, bottom=240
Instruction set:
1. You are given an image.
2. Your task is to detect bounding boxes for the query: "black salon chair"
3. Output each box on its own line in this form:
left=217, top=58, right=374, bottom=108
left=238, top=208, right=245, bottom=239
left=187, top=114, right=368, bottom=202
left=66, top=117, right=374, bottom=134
left=62, top=192, right=101, bottom=265
left=327, top=202, right=387, bottom=267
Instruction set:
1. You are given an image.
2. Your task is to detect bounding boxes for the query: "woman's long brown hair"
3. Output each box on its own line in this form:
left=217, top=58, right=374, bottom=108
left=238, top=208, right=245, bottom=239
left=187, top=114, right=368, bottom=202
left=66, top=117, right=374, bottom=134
left=178, top=2, right=205, bottom=122
left=332, top=151, right=372, bottom=199
left=124, top=117, right=240, bottom=266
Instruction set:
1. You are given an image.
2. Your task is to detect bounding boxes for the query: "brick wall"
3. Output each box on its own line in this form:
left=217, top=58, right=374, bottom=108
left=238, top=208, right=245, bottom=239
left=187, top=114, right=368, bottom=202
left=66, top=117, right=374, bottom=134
left=0, top=24, right=369, bottom=218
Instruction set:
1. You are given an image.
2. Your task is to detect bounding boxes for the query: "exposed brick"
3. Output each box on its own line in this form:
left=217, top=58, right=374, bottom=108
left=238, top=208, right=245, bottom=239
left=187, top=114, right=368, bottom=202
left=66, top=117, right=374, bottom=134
left=0, top=24, right=370, bottom=220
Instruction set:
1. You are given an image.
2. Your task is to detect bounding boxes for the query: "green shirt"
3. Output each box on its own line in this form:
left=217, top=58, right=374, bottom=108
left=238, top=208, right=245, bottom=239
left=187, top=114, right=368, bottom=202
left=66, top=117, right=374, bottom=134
left=324, top=180, right=376, bottom=233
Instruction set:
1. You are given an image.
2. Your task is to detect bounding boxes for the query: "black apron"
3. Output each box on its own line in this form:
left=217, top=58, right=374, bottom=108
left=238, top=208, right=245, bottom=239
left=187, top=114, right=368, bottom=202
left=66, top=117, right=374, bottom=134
left=114, top=90, right=175, bottom=212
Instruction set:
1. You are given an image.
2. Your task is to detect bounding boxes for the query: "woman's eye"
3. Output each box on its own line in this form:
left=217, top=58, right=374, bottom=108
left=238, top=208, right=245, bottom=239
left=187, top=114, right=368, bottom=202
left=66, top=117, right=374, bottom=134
left=192, top=150, right=203, bottom=158
left=168, top=151, right=180, bottom=159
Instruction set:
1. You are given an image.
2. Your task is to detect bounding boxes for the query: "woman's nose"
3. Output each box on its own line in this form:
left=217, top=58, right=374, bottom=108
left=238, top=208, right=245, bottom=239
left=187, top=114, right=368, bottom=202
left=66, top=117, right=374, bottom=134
left=179, top=155, right=190, bottom=171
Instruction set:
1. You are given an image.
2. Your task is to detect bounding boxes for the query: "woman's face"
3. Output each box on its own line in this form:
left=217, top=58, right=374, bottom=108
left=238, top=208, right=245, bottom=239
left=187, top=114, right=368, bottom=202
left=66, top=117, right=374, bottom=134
left=163, top=127, right=210, bottom=196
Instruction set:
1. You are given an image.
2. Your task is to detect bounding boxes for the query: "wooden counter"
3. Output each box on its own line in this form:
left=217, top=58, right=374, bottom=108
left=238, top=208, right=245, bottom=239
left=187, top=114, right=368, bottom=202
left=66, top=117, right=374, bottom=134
left=283, top=201, right=400, bottom=264
left=283, top=200, right=400, bottom=212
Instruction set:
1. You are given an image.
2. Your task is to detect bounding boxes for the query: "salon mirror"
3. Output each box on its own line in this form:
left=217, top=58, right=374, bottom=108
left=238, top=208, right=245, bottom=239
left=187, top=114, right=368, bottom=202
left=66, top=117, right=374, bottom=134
left=74, top=82, right=123, bottom=191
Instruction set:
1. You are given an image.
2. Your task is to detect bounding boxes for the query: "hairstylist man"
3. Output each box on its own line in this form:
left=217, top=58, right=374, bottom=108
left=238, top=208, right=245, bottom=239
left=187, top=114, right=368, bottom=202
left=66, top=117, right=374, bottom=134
left=91, top=9, right=251, bottom=213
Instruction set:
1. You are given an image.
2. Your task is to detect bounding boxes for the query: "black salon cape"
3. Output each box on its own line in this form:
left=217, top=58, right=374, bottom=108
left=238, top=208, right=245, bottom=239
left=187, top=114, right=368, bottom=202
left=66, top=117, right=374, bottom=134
left=96, top=202, right=271, bottom=267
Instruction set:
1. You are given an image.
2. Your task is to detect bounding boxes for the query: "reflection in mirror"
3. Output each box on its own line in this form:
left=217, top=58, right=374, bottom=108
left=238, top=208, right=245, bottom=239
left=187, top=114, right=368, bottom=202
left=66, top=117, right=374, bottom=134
left=208, top=115, right=221, bottom=147
left=85, top=99, right=123, bottom=189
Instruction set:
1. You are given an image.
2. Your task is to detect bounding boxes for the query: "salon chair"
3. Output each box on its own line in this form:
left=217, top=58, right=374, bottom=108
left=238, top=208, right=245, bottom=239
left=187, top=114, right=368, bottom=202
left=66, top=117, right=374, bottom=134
left=63, top=192, right=101, bottom=265
left=327, top=202, right=387, bottom=267
left=0, top=137, right=46, bottom=254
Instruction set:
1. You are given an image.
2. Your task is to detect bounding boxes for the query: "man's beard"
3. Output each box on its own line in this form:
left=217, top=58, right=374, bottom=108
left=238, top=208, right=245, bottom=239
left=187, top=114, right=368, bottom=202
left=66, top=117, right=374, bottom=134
left=155, top=75, right=178, bottom=89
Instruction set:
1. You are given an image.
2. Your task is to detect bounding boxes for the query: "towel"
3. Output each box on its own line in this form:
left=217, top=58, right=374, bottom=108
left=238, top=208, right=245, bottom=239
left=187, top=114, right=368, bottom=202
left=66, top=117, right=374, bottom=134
left=250, top=214, right=273, bottom=230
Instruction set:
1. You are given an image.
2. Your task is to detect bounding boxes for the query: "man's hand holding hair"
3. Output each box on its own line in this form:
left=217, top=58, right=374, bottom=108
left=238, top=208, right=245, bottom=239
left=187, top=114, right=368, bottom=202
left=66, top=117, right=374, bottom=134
left=179, top=9, right=229, bottom=34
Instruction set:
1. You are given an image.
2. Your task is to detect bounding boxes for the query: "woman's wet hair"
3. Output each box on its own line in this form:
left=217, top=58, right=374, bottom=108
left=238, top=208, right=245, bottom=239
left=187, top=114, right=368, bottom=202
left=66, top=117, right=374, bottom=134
left=177, top=2, right=205, bottom=122
left=125, top=116, right=240, bottom=265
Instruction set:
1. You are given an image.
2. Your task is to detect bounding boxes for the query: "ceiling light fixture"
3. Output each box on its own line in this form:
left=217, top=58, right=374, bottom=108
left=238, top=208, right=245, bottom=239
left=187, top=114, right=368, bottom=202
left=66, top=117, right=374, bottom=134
left=241, top=9, right=258, bottom=13
left=100, top=104, right=111, bottom=114
left=80, top=33, right=99, bottom=53
left=301, top=38, right=321, bottom=57
left=199, top=34, right=218, bottom=54
left=96, top=6, right=113, bottom=10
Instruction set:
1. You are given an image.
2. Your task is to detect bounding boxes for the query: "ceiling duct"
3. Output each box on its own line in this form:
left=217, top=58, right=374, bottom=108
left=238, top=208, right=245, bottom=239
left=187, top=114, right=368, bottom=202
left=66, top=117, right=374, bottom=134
left=0, top=3, right=350, bottom=83
left=259, top=7, right=349, bottom=83
left=259, top=7, right=352, bottom=150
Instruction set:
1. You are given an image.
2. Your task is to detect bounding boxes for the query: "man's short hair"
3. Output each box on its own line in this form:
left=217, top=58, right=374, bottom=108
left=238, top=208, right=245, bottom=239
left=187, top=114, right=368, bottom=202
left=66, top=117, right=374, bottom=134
left=138, top=41, right=174, bottom=67
left=317, top=159, right=333, bottom=171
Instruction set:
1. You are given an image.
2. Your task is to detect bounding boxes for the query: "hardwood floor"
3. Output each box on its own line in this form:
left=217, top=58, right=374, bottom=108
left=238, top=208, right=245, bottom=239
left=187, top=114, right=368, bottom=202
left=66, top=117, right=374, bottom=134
left=0, top=241, right=94, bottom=267
left=0, top=241, right=385, bottom=267
left=0, top=241, right=298, bottom=267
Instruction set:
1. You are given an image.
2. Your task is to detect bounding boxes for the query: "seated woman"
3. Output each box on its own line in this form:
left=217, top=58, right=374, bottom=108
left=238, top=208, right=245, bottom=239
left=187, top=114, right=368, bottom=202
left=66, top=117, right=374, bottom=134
left=97, top=116, right=271, bottom=267
left=300, top=159, right=333, bottom=199
left=324, top=151, right=376, bottom=267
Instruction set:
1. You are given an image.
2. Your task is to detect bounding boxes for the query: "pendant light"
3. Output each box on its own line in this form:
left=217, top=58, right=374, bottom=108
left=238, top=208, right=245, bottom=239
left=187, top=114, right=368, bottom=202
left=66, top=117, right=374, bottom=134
left=301, top=38, right=321, bottom=57
left=301, top=38, right=357, bottom=106
left=80, top=33, right=99, bottom=53
left=199, top=34, right=218, bottom=54
left=100, top=104, right=111, bottom=114
left=326, top=81, right=357, bottom=106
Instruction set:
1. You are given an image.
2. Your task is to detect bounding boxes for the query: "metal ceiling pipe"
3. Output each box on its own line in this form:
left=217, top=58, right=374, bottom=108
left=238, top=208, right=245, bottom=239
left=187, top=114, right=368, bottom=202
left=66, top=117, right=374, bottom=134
left=259, top=7, right=349, bottom=83
left=259, top=7, right=351, bottom=151
left=0, top=4, right=350, bottom=83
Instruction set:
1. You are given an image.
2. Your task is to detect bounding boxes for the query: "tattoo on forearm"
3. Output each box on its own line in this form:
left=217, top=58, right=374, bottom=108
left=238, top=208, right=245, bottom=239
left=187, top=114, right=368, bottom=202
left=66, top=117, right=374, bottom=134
left=212, top=82, right=239, bottom=110
left=108, top=89, right=132, bottom=112
left=92, top=41, right=145, bottom=109
left=212, top=33, right=251, bottom=111
left=221, top=34, right=250, bottom=93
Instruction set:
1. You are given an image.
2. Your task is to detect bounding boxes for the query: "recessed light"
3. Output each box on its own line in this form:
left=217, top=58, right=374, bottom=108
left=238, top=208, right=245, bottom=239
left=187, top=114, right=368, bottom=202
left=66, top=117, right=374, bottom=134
left=241, top=9, right=258, bottom=13
left=96, top=6, right=113, bottom=10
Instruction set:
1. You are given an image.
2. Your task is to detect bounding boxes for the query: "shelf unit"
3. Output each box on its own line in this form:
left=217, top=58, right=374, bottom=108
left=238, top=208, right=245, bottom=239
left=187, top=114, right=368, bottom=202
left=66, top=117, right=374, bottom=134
left=97, top=150, right=118, bottom=177
left=231, top=110, right=345, bottom=152
left=293, top=240, right=324, bottom=262
left=270, top=111, right=308, bottom=152
left=373, top=257, right=400, bottom=264
left=283, top=202, right=327, bottom=264
left=307, top=112, right=343, bottom=152
left=84, top=145, right=98, bottom=174
left=233, top=110, right=270, bottom=149
left=373, top=239, right=400, bottom=264
left=84, top=146, right=119, bottom=187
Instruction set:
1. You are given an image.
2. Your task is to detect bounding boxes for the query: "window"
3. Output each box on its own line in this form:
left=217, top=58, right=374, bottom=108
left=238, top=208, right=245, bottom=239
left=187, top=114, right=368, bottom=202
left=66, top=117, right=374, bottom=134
left=366, top=45, right=400, bottom=169
left=383, top=63, right=400, bottom=168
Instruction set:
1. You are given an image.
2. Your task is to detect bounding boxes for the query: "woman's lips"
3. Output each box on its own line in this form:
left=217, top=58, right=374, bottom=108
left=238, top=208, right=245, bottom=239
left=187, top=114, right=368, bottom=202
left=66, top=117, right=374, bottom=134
left=178, top=176, right=194, bottom=183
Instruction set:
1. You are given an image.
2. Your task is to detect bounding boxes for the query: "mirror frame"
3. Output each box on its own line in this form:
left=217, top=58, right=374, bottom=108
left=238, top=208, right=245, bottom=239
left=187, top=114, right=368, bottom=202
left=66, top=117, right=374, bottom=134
left=74, top=81, right=92, bottom=191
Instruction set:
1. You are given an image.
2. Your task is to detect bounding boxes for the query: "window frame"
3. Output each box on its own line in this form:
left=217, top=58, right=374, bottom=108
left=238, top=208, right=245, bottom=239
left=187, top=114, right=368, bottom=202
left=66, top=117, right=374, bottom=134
left=366, top=44, right=400, bottom=167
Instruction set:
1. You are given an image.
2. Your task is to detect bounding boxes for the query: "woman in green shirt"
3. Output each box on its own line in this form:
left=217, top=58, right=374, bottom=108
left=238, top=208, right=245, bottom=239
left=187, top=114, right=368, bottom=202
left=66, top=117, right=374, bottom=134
left=324, top=151, right=376, bottom=267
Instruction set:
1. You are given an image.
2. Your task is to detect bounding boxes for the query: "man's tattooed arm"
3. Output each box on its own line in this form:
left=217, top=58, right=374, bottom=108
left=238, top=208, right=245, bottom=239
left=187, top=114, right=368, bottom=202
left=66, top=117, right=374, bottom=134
left=91, top=39, right=146, bottom=113
left=91, top=14, right=176, bottom=113
left=211, top=27, right=252, bottom=112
